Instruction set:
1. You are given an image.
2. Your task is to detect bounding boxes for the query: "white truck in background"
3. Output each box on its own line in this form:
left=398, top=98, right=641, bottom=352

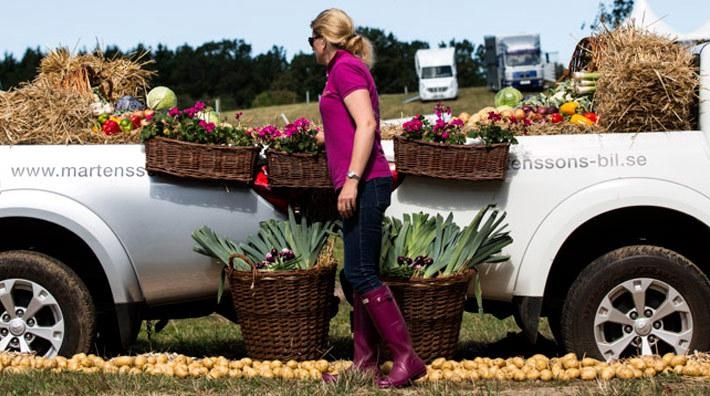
left=414, top=47, right=458, bottom=101
left=485, top=33, right=554, bottom=91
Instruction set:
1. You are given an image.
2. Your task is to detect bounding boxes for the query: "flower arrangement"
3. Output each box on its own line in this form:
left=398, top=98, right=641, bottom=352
left=468, top=111, right=519, bottom=147
left=140, top=101, right=253, bottom=146
left=256, top=117, right=323, bottom=154
left=401, top=103, right=466, bottom=145
left=253, top=124, right=282, bottom=146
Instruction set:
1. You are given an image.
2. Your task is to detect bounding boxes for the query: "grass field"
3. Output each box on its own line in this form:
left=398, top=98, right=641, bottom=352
left=226, top=86, right=496, bottom=127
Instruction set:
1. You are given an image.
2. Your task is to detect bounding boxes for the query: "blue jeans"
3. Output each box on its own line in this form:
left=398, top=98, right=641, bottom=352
left=342, top=177, right=392, bottom=296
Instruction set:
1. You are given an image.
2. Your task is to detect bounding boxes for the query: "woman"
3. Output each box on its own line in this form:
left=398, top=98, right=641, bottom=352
left=309, top=8, right=426, bottom=388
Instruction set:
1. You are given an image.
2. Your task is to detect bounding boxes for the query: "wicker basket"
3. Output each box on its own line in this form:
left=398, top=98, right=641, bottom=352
left=393, top=136, right=510, bottom=181
left=383, top=270, right=474, bottom=362
left=227, top=255, right=337, bottom=361
left=266, top=149, right=332, bottom=188
left=144, top=137, right=259, bottom=182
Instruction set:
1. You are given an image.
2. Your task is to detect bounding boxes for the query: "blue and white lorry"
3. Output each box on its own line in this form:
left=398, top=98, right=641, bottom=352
left=485, top=33, right=553, bottom=91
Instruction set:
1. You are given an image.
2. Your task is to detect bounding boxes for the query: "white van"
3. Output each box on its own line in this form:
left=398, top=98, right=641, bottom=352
left=414, top=48, right=458, bottom=101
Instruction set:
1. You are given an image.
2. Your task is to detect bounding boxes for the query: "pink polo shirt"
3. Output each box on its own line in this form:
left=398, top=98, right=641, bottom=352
left=319, top=50, right=391, bottom=189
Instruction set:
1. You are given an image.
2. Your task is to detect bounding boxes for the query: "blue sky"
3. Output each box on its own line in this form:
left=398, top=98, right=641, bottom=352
left=2, top=1, right=707, bottom=66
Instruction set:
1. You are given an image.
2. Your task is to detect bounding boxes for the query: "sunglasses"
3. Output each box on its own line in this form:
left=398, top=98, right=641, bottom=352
left=308, top=35, right=321, bottom=47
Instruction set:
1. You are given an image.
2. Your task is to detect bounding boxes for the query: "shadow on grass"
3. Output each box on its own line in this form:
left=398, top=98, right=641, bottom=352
left=323, top=331, right=561, bottom=363
left=132, top=335, right=354, bottom=362
left=131, top=317, right=562, bottom=363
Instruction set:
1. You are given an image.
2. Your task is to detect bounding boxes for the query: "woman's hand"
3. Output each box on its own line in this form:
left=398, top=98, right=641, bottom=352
left=338, top=180, right=358, bottom=218
left=315, top=130, right=325, bottom=145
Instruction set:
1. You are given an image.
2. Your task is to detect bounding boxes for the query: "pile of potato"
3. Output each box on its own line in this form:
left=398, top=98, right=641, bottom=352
left=0, top=352, right=708, bottom=382
left=422, top=353, right=709, bottom=382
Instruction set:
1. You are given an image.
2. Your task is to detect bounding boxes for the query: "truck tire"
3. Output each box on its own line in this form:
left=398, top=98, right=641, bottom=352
left=0, top=250, right=96, bottom=358
left=560, top=245, right=710, bottom=361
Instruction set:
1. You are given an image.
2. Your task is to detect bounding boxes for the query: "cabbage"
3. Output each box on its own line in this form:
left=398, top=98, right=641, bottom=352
left=146, top=86, right=178, bottom=110
left=494, top=87, right=523, bottom=108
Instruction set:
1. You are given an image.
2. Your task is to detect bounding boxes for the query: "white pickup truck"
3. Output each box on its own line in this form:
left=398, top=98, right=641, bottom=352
left=1, top=44, right=709, bottom=361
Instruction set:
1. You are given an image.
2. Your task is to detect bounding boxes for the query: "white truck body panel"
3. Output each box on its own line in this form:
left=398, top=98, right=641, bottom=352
left=387, top=35, right=710, bottom=301
left=384, top=128, right=710, bottom=300
left=0, top=144, right=281, bottom=305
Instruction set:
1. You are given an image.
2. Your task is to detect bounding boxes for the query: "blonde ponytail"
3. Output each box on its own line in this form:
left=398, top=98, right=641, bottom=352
left=311, top=8, right=375, bottom=68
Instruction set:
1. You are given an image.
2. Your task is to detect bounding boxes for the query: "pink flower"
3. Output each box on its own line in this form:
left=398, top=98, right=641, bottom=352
left=433, top=102, right=451, bottom=119
left=488, top=111, right=502, bottom=122
left=168, top=107, right=181, bottom=117
left=199, top=120, right=215, bottom=133
left=258, top=125, right=281, bottom=138
left=293, top=117, right=311, bottom=130
left=283, top=124, right=298, bottom=137
left=183, top=107, right=198, bottom=118
left=402, top=118, right=423, bottom=132
left=193, top=101, right=206, bottom=112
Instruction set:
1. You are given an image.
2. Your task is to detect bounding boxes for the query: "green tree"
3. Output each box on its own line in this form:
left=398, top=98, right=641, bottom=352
left=591, top=0, right=634, bottom=30
left=252, top=46, right=289, bottom=92
left=271, top=52, right=325, bottom=103
left=359, top=27, right=425, bottom=94
left=0, top=48, right=43, bottom=89
left=444, top=39, right=486, bottom=87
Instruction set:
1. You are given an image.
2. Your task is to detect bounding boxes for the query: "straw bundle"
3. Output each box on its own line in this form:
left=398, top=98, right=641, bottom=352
left=0, top=48, right=154, bottom=145
left=593, top=25, right=698, bottom=132
left=522, top=122, right=602, bottom=136
left=380, top=124, right=400, bottom=140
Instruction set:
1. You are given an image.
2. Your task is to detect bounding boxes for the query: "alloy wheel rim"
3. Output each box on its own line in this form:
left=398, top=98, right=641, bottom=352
left=593, top=277, right=692, bottom=361
left=0, top=278, right=65, bottom=357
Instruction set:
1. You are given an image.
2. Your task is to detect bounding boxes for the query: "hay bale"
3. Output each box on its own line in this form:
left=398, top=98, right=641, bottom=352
left=0, top=48, right=154, bottom=145
left=593, top=25, right=698, bottom=132
left=380, top=124, right=400, bottom=140
left=521, top=122, right=602, bottom=136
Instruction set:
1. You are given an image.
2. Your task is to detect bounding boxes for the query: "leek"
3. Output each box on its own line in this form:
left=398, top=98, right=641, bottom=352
left=573, top=71, right=600, bottom=80
left=575, top=85, right=597, bottom=95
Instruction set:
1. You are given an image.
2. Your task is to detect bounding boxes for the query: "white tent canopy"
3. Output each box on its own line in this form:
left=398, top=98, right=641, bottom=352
left=625, top=0, right=710, bottom=42
left=686, top=20, right=710, bottom=41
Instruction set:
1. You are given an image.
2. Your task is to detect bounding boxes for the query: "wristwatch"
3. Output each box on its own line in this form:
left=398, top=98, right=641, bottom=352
left=347, top=170, right=361, bottom=181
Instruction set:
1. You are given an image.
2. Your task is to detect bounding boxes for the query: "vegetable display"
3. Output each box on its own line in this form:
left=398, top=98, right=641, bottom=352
left=494, top=87, right=524, bottom=108
left=192, top=207, right=337, bottom=300
left=146, top=86, right=178, bottom=110
left=380, top=206, right=512, bottom=280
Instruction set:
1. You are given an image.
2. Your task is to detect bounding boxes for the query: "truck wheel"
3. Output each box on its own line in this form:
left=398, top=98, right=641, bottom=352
left=560, top=245, right=710, bottom=361
left=0, top=251, right=96, bottom=357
